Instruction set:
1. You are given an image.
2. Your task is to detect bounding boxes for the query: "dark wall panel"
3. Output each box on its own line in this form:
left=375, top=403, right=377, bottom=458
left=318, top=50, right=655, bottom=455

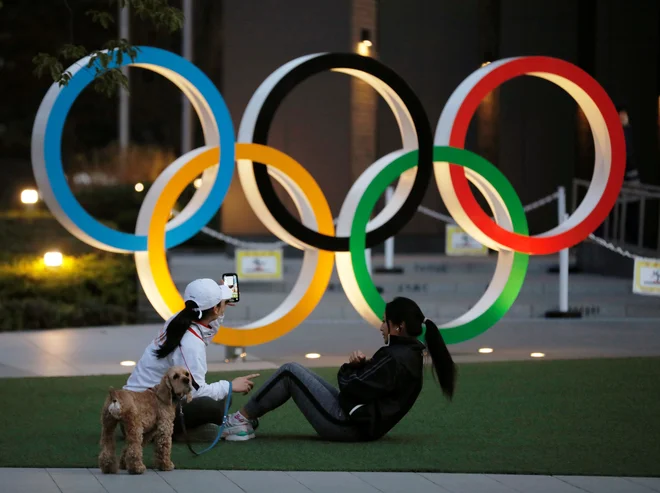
left=498, top=0, right=579, bottom=235
left=222, top=0, right=351, bottom=234
left=377, top=0, right=481, bottom=236
left=595, top=0, right=659, bottom=186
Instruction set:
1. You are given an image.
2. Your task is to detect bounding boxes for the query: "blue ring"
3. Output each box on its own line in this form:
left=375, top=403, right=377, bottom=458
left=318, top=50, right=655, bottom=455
left=43, top=46, right=235, bottom=251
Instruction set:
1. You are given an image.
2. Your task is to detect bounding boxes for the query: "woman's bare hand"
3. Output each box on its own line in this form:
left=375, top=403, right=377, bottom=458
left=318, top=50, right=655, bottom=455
left=232, top=374, right=260, bottom=394
left=348, top=351, right=366, bottom=365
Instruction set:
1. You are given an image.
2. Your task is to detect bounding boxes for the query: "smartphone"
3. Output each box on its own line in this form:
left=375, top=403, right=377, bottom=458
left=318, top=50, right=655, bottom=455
left=222, top=273, right=240, bottom=303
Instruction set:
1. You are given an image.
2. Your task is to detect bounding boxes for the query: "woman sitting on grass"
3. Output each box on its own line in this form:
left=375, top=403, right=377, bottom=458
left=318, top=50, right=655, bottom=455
left=124, top=278, right=259, bottom=441
left=222, top=297, right=457, bottom=442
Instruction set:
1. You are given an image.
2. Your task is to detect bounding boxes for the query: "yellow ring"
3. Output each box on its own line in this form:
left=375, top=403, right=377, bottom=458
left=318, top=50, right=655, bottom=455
left=145, top=143, right=335, bottom=346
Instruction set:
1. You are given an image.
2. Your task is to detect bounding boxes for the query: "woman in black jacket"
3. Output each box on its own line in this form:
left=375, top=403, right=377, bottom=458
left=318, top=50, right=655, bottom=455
left=221, top=297, right=457, bottom=442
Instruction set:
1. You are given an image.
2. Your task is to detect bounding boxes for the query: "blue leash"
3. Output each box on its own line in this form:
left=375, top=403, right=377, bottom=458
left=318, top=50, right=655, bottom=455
left=178, top=382, right=232, bottom=456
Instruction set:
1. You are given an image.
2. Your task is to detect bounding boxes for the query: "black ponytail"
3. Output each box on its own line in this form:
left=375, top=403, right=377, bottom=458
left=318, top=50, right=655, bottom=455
left=385, top=297, right=457, bottom=400
left=423, top=318, right=457, bottom=399
left=153, top=300, right=201, bottom=359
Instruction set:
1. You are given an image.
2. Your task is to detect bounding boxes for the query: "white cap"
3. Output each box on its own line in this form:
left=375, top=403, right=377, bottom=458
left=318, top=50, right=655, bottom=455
left=183, top=278, right=233, bottom=316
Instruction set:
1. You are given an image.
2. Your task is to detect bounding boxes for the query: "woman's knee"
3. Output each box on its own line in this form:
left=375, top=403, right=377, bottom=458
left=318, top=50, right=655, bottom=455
left=280, top=362, right=305, bottom=373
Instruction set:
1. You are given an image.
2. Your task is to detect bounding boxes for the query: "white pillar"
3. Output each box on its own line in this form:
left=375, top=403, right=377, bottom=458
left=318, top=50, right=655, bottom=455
left=118, top=3, right=130, bottom=152
left=181, top=0, right=193, bottom=154
left=384, top=186, right=394, bottom=270
left=557, top=186, right=569, bottom=313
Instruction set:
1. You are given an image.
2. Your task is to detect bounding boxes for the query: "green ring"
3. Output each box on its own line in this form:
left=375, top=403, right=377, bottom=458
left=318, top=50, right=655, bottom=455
left=349, top=146, right=529, bottom=344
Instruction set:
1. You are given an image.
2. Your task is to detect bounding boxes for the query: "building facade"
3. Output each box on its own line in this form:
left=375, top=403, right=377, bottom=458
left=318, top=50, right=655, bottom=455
left=219, top=0, right=660, bottom=249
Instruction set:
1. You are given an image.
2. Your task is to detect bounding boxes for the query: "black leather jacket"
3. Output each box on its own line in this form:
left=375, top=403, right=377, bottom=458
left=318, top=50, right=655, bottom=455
left=337, top=335, right=425, bottom=440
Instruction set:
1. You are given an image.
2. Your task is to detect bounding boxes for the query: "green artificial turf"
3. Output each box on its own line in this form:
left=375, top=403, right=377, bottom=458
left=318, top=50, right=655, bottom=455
left=1, top=357, right=659, bottom=476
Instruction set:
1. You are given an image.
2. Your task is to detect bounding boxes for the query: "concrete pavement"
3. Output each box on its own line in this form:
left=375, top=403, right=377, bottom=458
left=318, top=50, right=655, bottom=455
left=2, top=317, right=660, bottom=378
left=2, top=469, right=659, bottom=493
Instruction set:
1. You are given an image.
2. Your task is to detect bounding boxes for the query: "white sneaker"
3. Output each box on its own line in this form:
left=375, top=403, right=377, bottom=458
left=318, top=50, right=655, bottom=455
left=222, top=412, right=255, bottom=441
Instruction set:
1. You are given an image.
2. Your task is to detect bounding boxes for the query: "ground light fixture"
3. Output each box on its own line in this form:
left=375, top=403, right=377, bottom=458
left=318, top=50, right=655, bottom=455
left=478, top=347, right=494, bottom=354
left=43, top=251, right=63, bottom=267
left=305, top=353, right=321, bottom=359
left=134, top=182, right=144, bottom=192
left=193, top=178, right=202, bottom=189
left=120, top=360, right=136, bottom=367
left=21, top=188, right=39, bottom=204
left=530, top=352, right=546, bottom=358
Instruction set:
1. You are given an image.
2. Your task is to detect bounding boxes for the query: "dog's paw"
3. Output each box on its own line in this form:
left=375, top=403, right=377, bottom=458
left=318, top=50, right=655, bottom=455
left=99, top=457, right=118, bottom=474
left=128, top=463, right=147, bottom=475
left=158, top=460, right=175, bottom=472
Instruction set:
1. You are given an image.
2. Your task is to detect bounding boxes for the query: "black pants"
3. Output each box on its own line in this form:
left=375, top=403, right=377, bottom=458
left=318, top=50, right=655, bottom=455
left=243, top=362, right=363, bottom=442
left=173, top=396, right=229, bottom=434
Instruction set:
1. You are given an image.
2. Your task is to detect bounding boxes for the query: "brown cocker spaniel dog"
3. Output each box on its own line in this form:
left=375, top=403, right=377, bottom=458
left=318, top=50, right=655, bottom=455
left=98, top=366, right=193, bottom=474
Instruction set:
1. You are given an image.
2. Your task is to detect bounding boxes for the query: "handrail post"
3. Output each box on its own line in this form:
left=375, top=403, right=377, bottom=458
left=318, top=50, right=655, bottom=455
left=545, top=186, right=580, bottom=318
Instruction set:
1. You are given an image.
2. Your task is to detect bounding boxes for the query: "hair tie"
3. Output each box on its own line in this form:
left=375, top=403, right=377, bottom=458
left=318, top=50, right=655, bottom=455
left=192, top=307, right=203, bottom=319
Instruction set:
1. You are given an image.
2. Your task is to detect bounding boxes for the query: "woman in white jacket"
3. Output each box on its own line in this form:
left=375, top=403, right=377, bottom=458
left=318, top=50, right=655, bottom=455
left=124, top=278, right=259, bottom=441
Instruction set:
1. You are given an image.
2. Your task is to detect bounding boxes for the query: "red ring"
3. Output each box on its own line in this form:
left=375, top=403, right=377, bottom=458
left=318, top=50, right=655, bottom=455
left=448, top=57, right=625, bottom=255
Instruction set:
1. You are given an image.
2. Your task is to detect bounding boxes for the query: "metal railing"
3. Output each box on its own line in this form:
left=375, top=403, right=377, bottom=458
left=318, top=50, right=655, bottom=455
left=572, top=179, right=660, bottom=254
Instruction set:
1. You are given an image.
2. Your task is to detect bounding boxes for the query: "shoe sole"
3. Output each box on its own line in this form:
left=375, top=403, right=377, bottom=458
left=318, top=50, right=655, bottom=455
left=224, top=433, right=255, bottom=442
left=222, top=420, right=255, bottom=442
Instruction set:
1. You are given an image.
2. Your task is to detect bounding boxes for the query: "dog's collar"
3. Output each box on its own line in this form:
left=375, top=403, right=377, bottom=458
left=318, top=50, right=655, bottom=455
left=151, top=390, right=184, bottom=404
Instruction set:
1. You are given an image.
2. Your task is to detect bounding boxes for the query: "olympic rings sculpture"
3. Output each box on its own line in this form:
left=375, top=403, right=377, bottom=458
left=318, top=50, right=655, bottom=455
left=31, top=47, right=625, bottom=347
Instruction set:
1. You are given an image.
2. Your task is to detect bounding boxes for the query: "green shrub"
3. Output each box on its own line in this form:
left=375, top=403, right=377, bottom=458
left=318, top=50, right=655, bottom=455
left=0, top=180, right=227, bottom=329
left=0, top=253, right=137, bottom=330
left=0, top=213, right=100, bottom=255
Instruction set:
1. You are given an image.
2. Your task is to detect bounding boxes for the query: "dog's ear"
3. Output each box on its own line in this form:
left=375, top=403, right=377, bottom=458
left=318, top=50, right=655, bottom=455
left=157, top=375, right=173, bottom=404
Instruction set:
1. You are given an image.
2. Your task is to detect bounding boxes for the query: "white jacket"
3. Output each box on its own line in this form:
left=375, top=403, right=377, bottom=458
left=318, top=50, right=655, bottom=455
left=124, top=316, right=230, bottom=401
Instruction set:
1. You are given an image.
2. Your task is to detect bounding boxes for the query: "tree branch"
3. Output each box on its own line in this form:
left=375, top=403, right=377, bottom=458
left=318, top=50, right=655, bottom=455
left=32, top=0, right=183, bottom=96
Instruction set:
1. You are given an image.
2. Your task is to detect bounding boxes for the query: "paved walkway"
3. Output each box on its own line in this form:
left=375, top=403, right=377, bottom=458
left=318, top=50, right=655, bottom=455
left=3, top=469, right=660, bottom=493
left=2, top=318, right=660, bottom=378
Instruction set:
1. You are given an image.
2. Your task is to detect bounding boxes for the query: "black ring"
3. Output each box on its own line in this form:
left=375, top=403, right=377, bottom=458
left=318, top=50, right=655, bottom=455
left=252, top=53, right=432, bottom=252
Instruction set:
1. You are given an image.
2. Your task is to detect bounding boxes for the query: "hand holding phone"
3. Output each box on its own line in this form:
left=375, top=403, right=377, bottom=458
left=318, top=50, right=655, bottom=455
left=222, top=273, right=240, bottom=303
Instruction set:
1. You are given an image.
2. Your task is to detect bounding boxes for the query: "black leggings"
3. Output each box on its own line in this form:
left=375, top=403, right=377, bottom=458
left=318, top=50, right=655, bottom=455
left=243, top=362, right=363, bottom=442
left=173, top=396, right=229, bottom=434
